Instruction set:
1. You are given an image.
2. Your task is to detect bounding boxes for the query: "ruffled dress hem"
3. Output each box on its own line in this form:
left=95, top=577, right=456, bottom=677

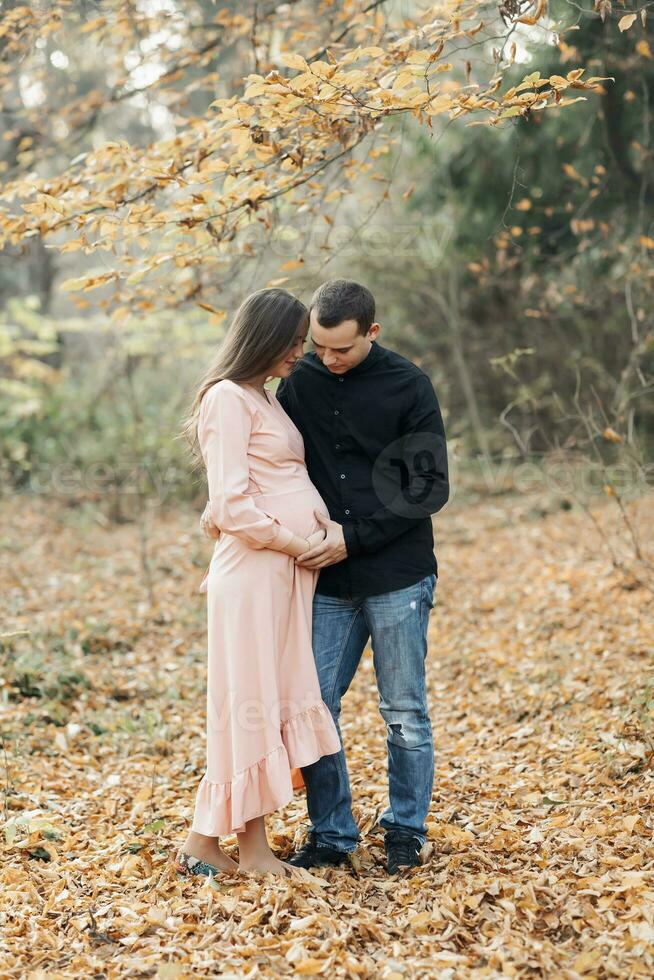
left=190, top=702, right=341, bottom=836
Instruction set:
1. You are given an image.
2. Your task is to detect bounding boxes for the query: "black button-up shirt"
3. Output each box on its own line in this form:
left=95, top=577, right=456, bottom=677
left=276, top=339, right=449, bottom=599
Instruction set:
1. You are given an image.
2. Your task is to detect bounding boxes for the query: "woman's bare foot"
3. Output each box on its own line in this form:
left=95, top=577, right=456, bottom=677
left=178, top=831, right=239, bottom=873
left=237, top=815, right=311, bottom=879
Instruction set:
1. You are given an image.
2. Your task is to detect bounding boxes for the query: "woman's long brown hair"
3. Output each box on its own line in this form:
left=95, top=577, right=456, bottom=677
left=180, top=287, right=308, bottom=470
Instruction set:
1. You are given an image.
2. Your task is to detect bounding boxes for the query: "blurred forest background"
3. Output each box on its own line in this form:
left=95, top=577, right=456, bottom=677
left=0, top=0, right=650, bottom=563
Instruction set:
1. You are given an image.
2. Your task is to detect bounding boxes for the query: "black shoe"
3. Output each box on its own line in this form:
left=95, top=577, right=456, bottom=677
left=287, top=832, right=351, bottom=869
left=385, top=832, right=423, bottom=874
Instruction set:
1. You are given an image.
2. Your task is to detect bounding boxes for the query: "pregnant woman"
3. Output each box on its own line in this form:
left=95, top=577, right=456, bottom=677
left=176, top=287, right=341, bottom=879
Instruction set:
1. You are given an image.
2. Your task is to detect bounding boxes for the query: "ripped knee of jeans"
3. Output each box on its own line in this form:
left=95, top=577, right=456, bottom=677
left=388, top=721, right=407, bottom=742
left=384, top=713, right=432, bottom=748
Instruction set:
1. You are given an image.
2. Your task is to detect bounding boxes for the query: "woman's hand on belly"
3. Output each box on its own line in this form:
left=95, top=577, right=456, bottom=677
left=304, top=528, right=327, bottom=552
left=280, top=533, right=313, bottom=559
left=281, top=529, right=324, bottom=561
left=294, top=528, right=327, bottom=561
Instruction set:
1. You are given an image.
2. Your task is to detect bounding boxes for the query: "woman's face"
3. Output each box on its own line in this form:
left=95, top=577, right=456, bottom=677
left=267, top=321, right=309, bottom=378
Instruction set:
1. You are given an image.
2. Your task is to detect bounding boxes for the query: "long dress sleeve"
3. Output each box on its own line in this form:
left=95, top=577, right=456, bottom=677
left=198, top=382, right=296, bottom=552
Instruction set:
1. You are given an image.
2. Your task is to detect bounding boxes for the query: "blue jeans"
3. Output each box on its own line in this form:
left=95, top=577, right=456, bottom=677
left=299, top=572, right=437, bottom=852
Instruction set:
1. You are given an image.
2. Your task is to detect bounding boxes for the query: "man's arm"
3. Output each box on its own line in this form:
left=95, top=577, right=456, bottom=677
left=342, top=374, right=449, bottom=557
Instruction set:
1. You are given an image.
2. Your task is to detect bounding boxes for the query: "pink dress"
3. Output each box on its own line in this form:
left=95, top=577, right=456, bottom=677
left=191, top=378, right=342, bottom=836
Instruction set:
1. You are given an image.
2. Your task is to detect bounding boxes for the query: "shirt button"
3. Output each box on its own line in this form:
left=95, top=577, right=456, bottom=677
left=335, top=443, right=341, bottom=449
left=345, top=509, right=350, bottom=515
left=338, top=377, right=344, bottom=382
left=334, top=409, right=340, bottom=415
left=340, top=473, right=346, bottom=479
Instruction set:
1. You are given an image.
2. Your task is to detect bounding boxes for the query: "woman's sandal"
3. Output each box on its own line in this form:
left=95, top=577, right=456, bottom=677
left=174, top=850, right=234, bottom=879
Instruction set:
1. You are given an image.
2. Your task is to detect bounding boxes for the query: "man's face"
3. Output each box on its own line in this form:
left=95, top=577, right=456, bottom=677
left=309, top=309, right=380, bottom=373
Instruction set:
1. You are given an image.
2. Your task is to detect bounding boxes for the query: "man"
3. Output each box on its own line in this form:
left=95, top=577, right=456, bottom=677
left=205, top=279, right=449, bottom=874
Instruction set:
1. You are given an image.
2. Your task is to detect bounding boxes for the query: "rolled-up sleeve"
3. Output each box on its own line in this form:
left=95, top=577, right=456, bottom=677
left=199, top=382, right=296, bottom=552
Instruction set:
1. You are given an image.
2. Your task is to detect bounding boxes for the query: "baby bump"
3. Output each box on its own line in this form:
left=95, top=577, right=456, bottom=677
left=256, top=487, right=329, bottom=539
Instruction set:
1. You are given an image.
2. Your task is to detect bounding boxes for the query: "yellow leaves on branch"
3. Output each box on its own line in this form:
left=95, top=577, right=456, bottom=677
left=615, top=2, right=647, bottom=33
left=483, top=67, right=611, bottom=124
left=0, top=1, right=612, bottom=311
left=196, top=303, right=226, bottom=323
left=502, top=68, right=611, bottom=104
left=279, top=53, right=310, bottom=72
left=618, top=13, right=638, bottom=31
left=60, top=272, right=118, bottom=293
left=515, top=0, right=548, bottom=26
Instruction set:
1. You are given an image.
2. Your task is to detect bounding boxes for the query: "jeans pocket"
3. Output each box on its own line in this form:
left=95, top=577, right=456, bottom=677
left=422, top=574, right=436, bottom=609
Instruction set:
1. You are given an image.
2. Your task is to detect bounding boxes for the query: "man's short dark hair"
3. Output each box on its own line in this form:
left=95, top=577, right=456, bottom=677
left=309, top=279, right=375, bottom=335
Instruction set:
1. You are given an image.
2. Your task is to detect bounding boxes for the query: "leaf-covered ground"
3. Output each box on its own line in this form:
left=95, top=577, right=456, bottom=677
left=1, top=491, right=652, bottom=979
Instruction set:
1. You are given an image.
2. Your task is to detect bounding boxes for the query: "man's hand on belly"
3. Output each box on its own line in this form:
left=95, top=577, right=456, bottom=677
left=295, top=511, right=348, bottom=569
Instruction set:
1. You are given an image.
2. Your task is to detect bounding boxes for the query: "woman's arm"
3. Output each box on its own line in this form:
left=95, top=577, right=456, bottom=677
left=199, top=382, right=308, bottom=555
